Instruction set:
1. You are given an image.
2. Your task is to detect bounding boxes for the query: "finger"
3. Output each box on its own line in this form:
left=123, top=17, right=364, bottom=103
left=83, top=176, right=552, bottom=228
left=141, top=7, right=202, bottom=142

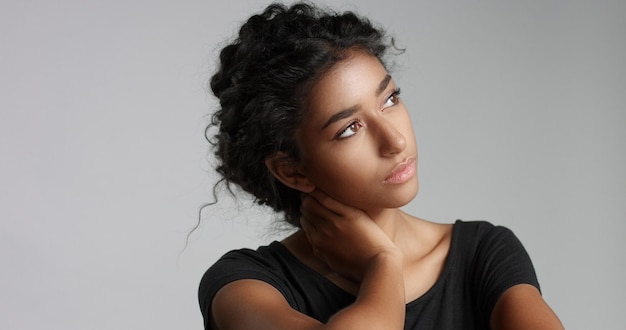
left=300, top=216, right=325, bottom=255
left=308, top=189, right=364, bottom=219
left=307, top=189, right=348, bottom=216
left=300, top=193, right=340, bottom=220
left=299, top=217, right=323, bottom=256
left=299, top=215, right=316, bottom=233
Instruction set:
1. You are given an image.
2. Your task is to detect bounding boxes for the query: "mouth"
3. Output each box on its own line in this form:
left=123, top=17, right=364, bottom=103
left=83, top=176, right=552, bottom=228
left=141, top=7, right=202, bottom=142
left=383, top=158, right=416, bottom=184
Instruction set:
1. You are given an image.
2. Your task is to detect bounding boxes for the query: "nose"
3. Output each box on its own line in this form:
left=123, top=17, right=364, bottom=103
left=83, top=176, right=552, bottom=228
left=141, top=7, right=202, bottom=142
left=376, top=118, right=406, bottom=157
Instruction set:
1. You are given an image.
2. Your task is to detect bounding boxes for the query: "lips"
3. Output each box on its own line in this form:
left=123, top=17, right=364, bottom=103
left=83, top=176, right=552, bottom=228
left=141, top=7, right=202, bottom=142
left=384, top=158, right=416, bottom=184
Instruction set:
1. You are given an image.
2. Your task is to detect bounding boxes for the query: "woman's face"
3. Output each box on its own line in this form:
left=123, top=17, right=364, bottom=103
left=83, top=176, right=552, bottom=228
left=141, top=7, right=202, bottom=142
left=296, top=51, right=419, bottom=211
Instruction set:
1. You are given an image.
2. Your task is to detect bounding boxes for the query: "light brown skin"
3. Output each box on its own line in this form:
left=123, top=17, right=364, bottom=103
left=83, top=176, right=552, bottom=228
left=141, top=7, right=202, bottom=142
left=210, top=51, right=564, bottom=329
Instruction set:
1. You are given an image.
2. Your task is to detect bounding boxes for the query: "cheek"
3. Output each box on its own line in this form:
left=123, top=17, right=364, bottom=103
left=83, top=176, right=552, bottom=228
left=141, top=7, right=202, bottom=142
left=398, top=111, right=417, bottom=146
left=303, top=150, right=368, bottom=191
left=305, top=155, right=354, bottom=182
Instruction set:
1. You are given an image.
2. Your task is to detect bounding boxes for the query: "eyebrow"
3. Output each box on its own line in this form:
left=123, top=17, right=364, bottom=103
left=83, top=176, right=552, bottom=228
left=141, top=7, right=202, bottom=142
left=321, top=106, right=359, bottom=130
left=321, top=74, right=392, bottom=130
left=377, top=74, right=392, bottom=95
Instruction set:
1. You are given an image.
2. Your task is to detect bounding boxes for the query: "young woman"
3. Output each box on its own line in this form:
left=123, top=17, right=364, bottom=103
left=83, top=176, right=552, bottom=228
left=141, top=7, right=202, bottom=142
left=199, top=3, right=563, bottom=329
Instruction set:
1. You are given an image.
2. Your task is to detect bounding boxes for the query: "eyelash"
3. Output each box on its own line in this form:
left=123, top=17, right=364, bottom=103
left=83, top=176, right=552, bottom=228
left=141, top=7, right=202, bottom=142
left=334, top=88, right=402, bottom=140
left=384, top=88, right=402, bottom=109
left=335, top=120, right=363, bottom=139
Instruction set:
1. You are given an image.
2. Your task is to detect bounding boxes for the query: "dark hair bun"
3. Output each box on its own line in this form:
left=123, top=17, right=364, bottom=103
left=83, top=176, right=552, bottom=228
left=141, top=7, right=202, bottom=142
left=208, top=2, right=390, bottom=226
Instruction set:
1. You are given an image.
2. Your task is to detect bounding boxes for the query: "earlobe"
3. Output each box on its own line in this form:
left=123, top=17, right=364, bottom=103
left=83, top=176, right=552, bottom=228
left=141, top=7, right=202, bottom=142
left=265, top=152, right=315, bottom=193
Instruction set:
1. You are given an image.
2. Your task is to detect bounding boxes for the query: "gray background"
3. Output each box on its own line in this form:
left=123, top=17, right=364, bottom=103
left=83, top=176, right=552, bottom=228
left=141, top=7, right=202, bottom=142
left=1, top=0, right=624, bottom=329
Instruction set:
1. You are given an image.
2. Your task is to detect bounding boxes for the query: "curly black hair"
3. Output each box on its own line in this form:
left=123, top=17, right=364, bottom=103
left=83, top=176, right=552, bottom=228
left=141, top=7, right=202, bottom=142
left=208, top=2, right=392, bottom=227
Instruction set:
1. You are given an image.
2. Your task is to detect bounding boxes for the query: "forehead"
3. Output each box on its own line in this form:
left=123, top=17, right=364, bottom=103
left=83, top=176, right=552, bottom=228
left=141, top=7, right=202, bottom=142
left=304, top=52, right=389, bottom=121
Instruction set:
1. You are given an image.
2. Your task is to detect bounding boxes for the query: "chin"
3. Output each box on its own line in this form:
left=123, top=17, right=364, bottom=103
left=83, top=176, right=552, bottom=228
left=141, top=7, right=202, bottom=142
left=401, top=178, right=420, bottom=204
left=382, top=178, right=419, bottom=208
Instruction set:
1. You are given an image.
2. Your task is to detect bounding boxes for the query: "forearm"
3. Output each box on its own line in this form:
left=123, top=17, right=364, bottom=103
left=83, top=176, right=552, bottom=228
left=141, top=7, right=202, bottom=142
left=325, top=251, right=406, bottom=329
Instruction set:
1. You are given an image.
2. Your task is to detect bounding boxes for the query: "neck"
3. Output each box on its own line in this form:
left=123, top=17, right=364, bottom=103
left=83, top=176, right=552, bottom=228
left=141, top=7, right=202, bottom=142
left=364, top=207, right=414, bottom=244
left=365, top=207, right=440, bottom=260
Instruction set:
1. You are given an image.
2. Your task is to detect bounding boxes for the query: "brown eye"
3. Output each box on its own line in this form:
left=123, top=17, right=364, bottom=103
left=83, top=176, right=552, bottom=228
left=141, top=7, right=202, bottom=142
left=336, top=120, right=362, bottom=139
left=383, top=89, right=401, bottom=109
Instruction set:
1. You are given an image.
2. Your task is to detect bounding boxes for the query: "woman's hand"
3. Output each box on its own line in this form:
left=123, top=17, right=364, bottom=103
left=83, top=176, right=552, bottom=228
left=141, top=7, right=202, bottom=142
left=211, top=190, right=406, bottom=330
left=299, top=189, right=400, bottom=282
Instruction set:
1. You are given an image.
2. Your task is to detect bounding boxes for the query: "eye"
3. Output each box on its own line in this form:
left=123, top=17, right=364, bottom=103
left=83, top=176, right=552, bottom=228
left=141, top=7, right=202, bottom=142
left=382, top=88, right=401, bottom=109
left=336, top=120, right=362, bottom=139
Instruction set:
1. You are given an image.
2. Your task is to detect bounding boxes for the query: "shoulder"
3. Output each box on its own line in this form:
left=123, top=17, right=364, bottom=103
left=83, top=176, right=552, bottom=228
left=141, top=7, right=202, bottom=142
left=198, top=241, right=354, bottom=329
left=198, top=242, right=289, bottom=287
left=198, top=243, right=293, bottom=323
left=199, top=245, right=278, bottom=288
left=451, top=220, right=535, bottom=275
left=452, top=220, right=521, bottom=251
left=453, top=219, right=505, bottom=235
left=453, top=220, right=541, bottom=322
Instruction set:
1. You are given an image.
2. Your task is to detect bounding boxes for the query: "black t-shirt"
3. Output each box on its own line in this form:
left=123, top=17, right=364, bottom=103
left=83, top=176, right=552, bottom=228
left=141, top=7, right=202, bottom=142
left=199, top=220, right=540, bottom=329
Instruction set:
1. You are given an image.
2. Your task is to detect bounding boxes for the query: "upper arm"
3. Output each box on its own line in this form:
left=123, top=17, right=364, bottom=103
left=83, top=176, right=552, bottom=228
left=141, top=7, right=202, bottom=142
left=211, top=279, right=323, bottom=330
left=490, top=284, right=564, bottom=330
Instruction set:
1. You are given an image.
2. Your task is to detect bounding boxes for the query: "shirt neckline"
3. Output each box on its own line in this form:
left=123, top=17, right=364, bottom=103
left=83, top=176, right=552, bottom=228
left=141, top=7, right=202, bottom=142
left=270, top=220, right=463, bottom=306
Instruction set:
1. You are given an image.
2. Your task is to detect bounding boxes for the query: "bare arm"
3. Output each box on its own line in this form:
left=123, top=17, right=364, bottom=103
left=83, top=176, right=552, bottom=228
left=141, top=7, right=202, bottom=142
left=328, top=249, right=405, bottom=329
left=211, top=251, right=404, bottom=330
left=490, top=284, right=564, bottom=330
left=210, top=189, right=406, bottom=329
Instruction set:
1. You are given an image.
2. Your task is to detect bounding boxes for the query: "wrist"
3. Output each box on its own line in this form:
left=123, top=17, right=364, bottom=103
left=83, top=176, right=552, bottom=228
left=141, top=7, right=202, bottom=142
left=369, top=248, right=403, bottom=269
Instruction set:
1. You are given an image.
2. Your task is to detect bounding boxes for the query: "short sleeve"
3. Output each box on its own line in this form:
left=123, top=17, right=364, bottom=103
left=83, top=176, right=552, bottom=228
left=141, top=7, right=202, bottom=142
left=472, top=225, right=540, bottom=322
left=197, top=249, right=291, bottom=329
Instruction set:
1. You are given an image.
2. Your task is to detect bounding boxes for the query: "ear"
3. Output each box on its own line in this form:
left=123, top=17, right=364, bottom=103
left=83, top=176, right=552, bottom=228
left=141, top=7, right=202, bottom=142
left=265, top=152, right=315, bottom=193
